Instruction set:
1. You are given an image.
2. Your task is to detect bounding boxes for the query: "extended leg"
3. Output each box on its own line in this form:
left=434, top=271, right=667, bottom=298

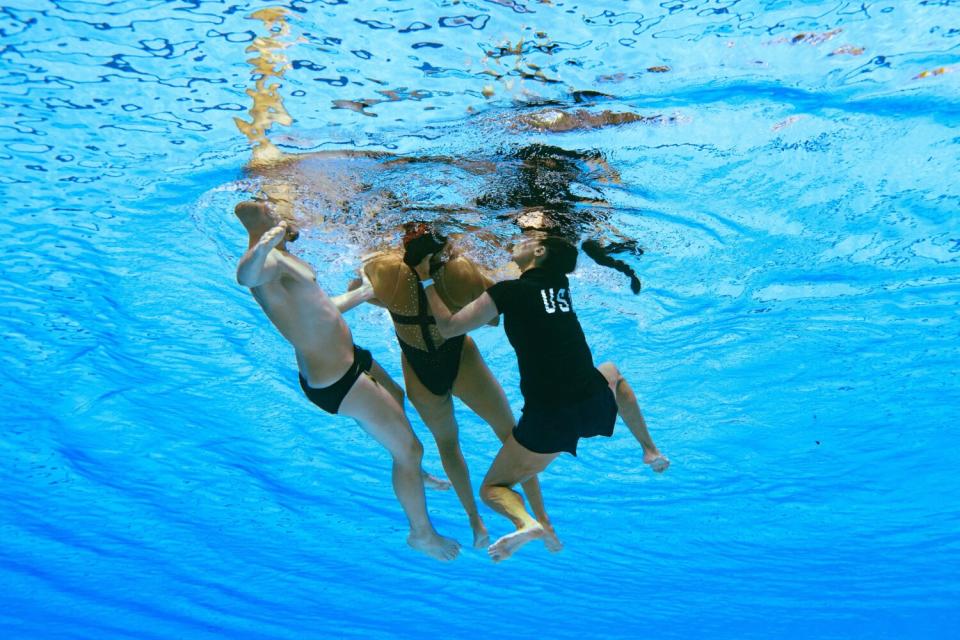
left=597, top=362, right=669, bottom=472
left=339, top=373, right=460, bottom=561
left=402, top=353, right=488, bottom=548
left=453, top=337, right=561, bottom=550
left=368, top=358, right=449, bottom=491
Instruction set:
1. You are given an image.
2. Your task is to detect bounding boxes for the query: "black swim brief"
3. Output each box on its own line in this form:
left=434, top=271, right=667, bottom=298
left=398, top=335, right=465, bottom=396
left=513, top=379, right=617, bottom=456
left=299, top=345, right=373, bottom=415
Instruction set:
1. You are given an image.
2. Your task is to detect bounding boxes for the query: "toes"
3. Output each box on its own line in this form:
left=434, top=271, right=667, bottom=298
left=655, top=456, right=671, bottom=472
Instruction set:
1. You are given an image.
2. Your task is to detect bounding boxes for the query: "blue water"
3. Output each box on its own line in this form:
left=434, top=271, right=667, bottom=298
left=2, top=1, right=959, bottom=638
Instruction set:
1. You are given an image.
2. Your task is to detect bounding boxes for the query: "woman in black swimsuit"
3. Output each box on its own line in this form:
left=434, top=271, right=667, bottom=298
left=416, top=232, right=669, bottom=562
left=363, top=224, right=558, bottom=550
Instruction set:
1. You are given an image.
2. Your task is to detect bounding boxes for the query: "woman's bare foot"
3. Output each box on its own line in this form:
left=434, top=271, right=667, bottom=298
left=422, top=469, right=452, bottom=490
left=408, top=530, right=460, bottom=562
left=540, top=521, right=563, bottom=553
left=644, top=450, right=670, bottom=473
left=487, top=522, right=544, bottom=562
left=471, top=517, right=490, bottom=549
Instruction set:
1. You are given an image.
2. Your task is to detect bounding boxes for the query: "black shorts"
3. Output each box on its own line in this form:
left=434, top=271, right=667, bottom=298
left=399, top=335, right=465, bottom=396
left=513, top=384, right=617, bottom=456
left=299, top=345, right=373, bottom=415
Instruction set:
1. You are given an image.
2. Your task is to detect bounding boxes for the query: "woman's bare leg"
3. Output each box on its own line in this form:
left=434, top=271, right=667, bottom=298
left=402, top=354, right=489, bottom=548
left=597, top=362, right=670, bottom=472
left=453, top=337, right=561, bottom=550
left=338, top=371, right=460, bottom=561
left=367, top=358, right=450, bottom=491
left=480, top=435, right=560, bottom=562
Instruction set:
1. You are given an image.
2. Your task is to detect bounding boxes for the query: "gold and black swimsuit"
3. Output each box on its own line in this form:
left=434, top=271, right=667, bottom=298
left=390, top=271, right=465, bottom=397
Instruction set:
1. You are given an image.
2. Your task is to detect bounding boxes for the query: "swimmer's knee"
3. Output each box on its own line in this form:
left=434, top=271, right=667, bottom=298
left=479, top=482, right=498, bottom=505
left=480, top=476, right=515, bottom=498
left=598, top=361, right=624, bottom=387
left=395, top=436, right=423, bottom=466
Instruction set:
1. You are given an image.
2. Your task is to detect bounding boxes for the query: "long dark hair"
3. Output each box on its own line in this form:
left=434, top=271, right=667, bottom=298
left=539, top=237, right=579, bottom=275
left=581, top=239, right=642, bottom=293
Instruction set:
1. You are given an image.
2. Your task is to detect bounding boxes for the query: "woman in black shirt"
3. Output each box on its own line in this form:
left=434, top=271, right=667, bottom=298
left=415, top=233, right=669, bottom=562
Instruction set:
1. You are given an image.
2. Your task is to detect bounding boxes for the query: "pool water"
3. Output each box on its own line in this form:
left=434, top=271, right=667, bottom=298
left=2, top=1, right=959, bottom=638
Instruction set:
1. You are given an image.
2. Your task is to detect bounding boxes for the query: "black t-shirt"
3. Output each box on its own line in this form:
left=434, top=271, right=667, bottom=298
left=487, top=268, right=606, bottom=408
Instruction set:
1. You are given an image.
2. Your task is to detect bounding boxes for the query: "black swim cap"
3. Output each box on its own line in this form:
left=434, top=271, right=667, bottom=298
left=402, top=222, right=448, bottom=266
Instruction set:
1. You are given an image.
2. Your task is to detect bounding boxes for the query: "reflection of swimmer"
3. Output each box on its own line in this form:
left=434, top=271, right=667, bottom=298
left=513, top=108, right=676, bottom=133
left=361, top=223, right=560, bottom=550
left=233, top=201, right=460, bottom=562
left=478, top=143, right=645, bottom=293
left=514, top=209, right=644, bottom=294
left=235, top=7, right=657, bottom=281
left=243, top=140, right=645, bottom=295
left=414, top=233, right=670, bottom=562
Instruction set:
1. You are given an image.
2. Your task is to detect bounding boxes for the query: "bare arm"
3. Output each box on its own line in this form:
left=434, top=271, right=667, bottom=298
left=347, top=276, right=386, bottom=308
left=426, top=289, right=499, bottom=338
left=236, top=222, right=287, bottom=287
left=415, top=255, right=498, bottom=337
left=331, top=269, right=375, bottom=313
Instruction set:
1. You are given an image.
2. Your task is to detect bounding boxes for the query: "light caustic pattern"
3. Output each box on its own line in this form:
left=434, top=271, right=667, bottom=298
left=234, top=7, right=295, bottom=165
left=1, top=2, right=959, bottom=640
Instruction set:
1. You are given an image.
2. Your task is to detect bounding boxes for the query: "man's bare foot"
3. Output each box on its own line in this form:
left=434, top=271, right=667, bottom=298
left=472, top=519, right=490, bottom=549
left=540, top=521, right=563, bottom=553
left=422, top=470, right=452, bottom=491
left=644, top=450, right=670, bottom=473
left=408, top=531, right=460, bottom=562
left=487, top=522, right=544, bottom=563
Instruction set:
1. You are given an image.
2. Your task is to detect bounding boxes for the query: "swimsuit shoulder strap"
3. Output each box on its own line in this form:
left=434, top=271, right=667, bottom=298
left=389, top=266, right=438, bottom=352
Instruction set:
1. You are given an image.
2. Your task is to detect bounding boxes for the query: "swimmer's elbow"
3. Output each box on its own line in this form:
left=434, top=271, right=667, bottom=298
left=236, top=267, right=261, bottom=288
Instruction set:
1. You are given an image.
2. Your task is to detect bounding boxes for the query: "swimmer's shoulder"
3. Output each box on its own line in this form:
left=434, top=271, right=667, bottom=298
left=437, top=254, right=495, bottom=307
left=363, top=251, right=404, bottom=279
left=363, top=251, right=411, bottom=307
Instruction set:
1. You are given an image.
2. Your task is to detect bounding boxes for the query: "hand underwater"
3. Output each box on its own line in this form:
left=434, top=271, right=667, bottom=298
left=414, top=252, right=434, bottom=281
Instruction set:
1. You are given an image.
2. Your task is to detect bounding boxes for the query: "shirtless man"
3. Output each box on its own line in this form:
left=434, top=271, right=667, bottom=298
left=361, top=224, right=560, bottom=551
left=233, top=200, right=460, bottom=561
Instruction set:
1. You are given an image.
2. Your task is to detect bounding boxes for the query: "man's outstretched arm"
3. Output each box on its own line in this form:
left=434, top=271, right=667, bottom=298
left=331, top=277, right=374, bottom=313
left=237, top=222, right=287, bottom=287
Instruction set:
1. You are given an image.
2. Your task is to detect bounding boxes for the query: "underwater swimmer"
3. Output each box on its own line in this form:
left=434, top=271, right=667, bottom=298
left=415, top=233, right=669, bottom=562
left=360, top=223, right=561, bottom=551
left=233, top=200, right=460, bottom=562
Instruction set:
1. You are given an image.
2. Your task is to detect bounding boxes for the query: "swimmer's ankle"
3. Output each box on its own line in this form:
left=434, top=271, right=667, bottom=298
left=408, top=524, right=437, bottom=539
left=518, top=520, right=543, bottom=533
